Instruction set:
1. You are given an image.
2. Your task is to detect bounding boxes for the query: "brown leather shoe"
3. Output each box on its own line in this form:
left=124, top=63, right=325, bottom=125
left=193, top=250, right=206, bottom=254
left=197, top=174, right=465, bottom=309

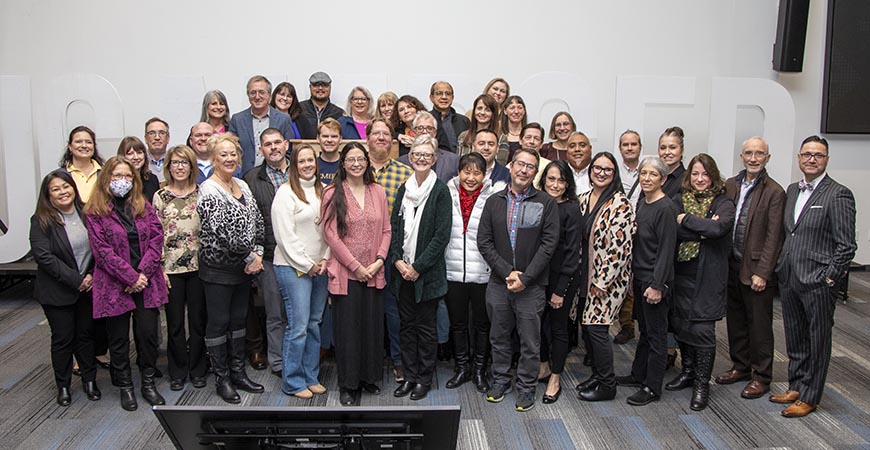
left=782, top=400, right=816, bottom=417
left=769, top=389, right=799, bottom=404
left=249, top=352, right=267, bottom=370
left=715, top=369, right=751, bottom=385
left=740, top=380, right=770, bottom=399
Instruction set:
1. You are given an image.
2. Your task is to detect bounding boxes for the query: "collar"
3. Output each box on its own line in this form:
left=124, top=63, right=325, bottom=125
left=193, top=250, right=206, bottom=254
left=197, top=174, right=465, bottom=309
left=67, top=160, right=101, bottom=174
left=802, top=173, right=827, bottom=189
left=621, top=160, right=639, bottom=173
left=252, top=107, right=270, bottom=120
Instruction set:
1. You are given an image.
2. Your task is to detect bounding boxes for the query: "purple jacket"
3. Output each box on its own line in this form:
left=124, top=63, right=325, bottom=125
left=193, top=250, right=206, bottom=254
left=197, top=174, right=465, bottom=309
left=85, top=202, right=168, bottom=318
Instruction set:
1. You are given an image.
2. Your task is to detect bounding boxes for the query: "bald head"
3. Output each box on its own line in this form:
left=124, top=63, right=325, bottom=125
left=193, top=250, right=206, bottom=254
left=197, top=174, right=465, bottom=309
left=189, top=122, right=215, bottom=159
left=740, top=136, right=770, bottom=180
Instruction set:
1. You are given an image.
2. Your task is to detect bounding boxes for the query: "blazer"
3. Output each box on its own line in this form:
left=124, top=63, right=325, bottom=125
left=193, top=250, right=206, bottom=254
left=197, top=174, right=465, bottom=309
left=725, top=170, right=786, bottom=285
left=85, top=202, right=168, bottom=318
left=228, top=106, right=296, bottom=175
left=338, top=116, right=363, bottom=140
left=777, top=174, right=857, bottom=292
left=29, top=214, right=93, bottom=306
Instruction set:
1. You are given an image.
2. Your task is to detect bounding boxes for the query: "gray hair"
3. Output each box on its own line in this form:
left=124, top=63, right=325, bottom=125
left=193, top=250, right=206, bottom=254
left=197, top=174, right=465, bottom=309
left=410, top=134, right=438, bottom=154
left=412, top=110, right=437, bottom=130
left=638, top=156, right=668, bottom=179
left=344, top=86, right=375, bottom=119
left=741, top=136, right=768, bottom=151
left=246, top=75, right=272, bottom=94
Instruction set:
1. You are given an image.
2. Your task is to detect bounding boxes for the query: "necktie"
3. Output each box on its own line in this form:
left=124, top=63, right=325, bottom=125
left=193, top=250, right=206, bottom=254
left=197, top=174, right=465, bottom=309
left=798, top=180, right=813, bottom=191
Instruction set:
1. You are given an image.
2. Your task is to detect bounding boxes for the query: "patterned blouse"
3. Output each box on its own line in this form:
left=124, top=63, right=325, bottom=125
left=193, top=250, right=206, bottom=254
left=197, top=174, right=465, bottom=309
left=344, top=183, right=379, bottom=275
left=153, top=186, right=200, bottom=274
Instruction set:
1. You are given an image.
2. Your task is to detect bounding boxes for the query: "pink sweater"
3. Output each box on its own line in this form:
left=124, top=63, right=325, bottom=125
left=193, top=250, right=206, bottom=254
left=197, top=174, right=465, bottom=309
left=321, top=183, right=391, bottom=296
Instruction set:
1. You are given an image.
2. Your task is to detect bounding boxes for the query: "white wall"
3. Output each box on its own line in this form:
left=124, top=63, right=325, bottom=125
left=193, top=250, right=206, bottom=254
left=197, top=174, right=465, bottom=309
left=0, top=0, right=866, bottom=263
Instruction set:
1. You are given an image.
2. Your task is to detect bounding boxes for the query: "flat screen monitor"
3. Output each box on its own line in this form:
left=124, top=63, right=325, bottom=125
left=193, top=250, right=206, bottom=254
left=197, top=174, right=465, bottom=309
left=152, top=405, right=461, bottom=450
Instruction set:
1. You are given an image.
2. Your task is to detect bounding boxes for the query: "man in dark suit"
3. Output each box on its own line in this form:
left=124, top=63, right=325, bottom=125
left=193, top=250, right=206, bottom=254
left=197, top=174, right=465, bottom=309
left=773, top=135, right=856, bottom=417
left=715, top=137, right=785, bottom=399
left=228, top=75, right=295, bottom=175
left=429, top=81, right=470, bottom=153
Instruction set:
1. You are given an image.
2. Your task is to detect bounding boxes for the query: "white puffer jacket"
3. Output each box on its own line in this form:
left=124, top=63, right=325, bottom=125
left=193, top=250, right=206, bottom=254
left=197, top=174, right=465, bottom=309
left=445, top=176, right=505, bottom=283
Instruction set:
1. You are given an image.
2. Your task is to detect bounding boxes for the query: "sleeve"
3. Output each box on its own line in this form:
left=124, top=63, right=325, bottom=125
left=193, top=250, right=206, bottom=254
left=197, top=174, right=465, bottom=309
left=29, top=216, right=83, bottom=289
left=590, top=196, right=635, bottom=291
left=553, top=204, right=581, bottom=295
left=151, top=192, right=168, bottom=265
left=476, top=196, right=512, bottom=280
left=251, top=192, right=265, bottom=258
left=388, top=186, right=405, bottom=265
left=518, top=197, right=561, bottom=287
left=271, top=187, right=315, bottom=272
left=680, top=196, right=735, bottom=240
left=227, top=115, right=238, bottom=137
left=377, top=187, right=392, bottom=261
left=321, top=187, right=362, bottom=273
left=651, top=205, right=678, bottom=292
left=137, top=203, right=165, bottom=278
left=85, top=214, right=140, bottom=286
left=411, top=185, right=453, bottom=273
left=825, top=186, right=857, bottom=282
left=755, top=186, right=786, bottom=280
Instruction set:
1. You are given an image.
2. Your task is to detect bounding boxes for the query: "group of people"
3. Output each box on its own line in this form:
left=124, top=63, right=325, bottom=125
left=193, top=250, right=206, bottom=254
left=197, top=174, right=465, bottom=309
left=29, top=72, right=856, bottom=418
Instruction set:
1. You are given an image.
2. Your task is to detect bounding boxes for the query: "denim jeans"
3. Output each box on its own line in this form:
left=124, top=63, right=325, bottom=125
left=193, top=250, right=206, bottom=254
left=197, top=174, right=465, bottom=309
left=274, top=265, right=328, bottom=394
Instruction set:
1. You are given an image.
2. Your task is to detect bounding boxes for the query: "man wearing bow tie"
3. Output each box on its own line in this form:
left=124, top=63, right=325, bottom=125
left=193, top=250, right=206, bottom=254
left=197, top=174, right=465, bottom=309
left=772, top=135, right=856, bottom=417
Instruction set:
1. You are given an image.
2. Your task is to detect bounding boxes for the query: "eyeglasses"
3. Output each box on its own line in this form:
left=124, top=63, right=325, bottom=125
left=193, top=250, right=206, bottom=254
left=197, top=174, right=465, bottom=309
left=513, top=160, right=537, bottom=172
left=146, top=130, right=168, bottom=137
left=742, top=150, right=768, bottom=158
left=344, top=156, right=367, bottom=165
left=351, top=97, right=369, bottom=103
left=798, top=152, right=827, bottom=161
left=433, top=90, right=453, bottom=97
left=591, top=165, right=615, bottom=175
left=413, top=125, right=436, bottom=134
left=111, top=173, right=134, bottom=181
left=410, top=152, right=435, bottom=161
left=170, top=160, right=191, bottom=167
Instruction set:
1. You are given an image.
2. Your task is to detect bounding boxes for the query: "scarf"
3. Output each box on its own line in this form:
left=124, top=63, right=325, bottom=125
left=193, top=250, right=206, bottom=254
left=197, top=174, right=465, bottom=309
left=401, top=171, right=437, bottom=265
left=677, top=188, right=716, bottom=262
left=459, top=185, right=482, bottom=233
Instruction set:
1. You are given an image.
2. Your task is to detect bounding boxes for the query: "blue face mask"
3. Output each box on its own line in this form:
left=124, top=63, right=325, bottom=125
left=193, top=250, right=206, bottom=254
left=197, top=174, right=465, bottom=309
left=109, top=179, right=133, bottom=197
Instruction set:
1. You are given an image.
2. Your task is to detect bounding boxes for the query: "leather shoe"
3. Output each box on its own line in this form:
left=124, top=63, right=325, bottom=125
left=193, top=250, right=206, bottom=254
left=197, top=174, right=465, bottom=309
left=410, top=383, right=430, bottom=401
left=769, top=390, right=799, bottom=404
left=170, top=378, right=185, bottom=391
left=82, top=380, right=101, bottom=401
left=393, top=381, right=414, bottom=398
left=626, top=386, right=659, bottom=406
left=740, top=380, right=769, bottom=399
left=120, top=387, right=138, bottom=411
left=579, top=383, right=617, bottom=402
left=616, top=375, right=642, bottom=387
left=56, top=387, right=71, bottom=406
left=715, top=369, right=751, bottom=385
left=575, top=375, right=598, bottom=392
left=542, top=386, right=562, bottom=404
left=249, top=353, right=267, bottom=370
left=360, top=382, right=381, bottom=395
left=191, top=376, right=207, bottom=388
left=339, top=388, right=358, bottom=406
left=782, top=400, right=816, bottom=417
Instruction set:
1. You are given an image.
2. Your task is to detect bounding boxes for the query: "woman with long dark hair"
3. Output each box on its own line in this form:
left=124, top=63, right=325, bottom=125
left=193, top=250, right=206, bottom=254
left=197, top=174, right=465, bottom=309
left=201, top=90, right=231, bottom=134
left=536, top=160, right=581, bottom=404
left=321, top=142, right=391, bottom=406
left=117, top=136, right=159, bottom=203
left=501, top=96, right=528, bottom=161
left=30, top=170, right=100, bottom=406
left=60, top=126, right=105, bottom=203
left=84, top=156, right=168, bottom=411
left=575, top=152, right=635, bottom=402
left=667, top=153, right=735, bottom=411
left=457, top=94, right=504, bottom=158
left=395, top=95, right=428, bottom=156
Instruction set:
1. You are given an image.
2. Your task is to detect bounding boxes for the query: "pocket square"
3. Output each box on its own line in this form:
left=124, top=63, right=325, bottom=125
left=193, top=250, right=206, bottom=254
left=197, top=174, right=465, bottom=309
left=809, top=205, right=823, bottom=209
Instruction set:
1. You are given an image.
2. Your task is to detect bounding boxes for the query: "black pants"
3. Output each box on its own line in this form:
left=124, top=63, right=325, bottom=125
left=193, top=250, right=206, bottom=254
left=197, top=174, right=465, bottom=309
left=585, top=324, right=615, bottom=388
left=398, top=280, right=439, bottom=386
left=245, top=285, right=267, bottom=356
left=333, top=281, right=384, bottom=390
left=41, top=292, right=96, bottom=387
left=444, top=281, right=490, bottom=337
left=166, top=271, right=207, bottom=380
left=630, top=278, right=670, bottom=395
left=726, top=268, right=775, bottom=383
left=203, top=281, right=250, bottom=339
left=105, top=292, right=159, bottom=374
left=540, top=286, right=571, bottom=374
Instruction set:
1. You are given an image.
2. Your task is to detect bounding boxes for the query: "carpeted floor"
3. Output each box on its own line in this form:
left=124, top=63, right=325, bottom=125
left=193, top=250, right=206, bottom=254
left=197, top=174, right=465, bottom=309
left=1, top=272, right=869, bottom=450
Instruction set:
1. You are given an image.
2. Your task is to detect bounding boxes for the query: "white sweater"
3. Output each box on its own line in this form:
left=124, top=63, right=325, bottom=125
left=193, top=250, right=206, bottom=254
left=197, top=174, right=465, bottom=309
left=271, top=178, right=329, bottom=272
left=444, top=177, right=503, bottom=284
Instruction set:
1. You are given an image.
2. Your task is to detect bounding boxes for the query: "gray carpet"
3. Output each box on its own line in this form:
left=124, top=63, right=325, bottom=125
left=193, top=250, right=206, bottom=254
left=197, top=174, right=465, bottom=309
left=1, top=273, right=869, bottom=450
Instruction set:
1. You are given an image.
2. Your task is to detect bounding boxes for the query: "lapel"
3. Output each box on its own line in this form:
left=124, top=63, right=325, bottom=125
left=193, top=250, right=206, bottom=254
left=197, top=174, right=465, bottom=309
left=241, top=108, right=256, bottom=152
left=52, top=221, right=77, bottom=267
left=793, top=175, right=832, bottom=229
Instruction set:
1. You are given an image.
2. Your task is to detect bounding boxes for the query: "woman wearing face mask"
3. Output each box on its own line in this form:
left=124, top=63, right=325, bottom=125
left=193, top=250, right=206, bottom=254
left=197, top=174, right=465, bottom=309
left=117, top=136, right=159, bottom=203
left=271, top=144, right=330, bottom=399
left=84, top=156, right=168, bottom=411
left=535, top=160, right=581, bottom=405
left=667, top=153, right=734, bottom=411
left=575, top=152, right=635, bottom=403
left=30, top=170, right=100, bottom=406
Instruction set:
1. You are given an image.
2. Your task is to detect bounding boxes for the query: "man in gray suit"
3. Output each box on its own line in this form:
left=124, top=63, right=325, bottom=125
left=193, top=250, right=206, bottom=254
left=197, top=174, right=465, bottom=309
left=773, top=135, right=856, bottom=417
left=228, top=75, right=295, bottom=175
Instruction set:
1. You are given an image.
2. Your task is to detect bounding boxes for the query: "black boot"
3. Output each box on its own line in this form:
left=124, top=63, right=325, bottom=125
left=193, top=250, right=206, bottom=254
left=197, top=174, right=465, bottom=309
left=228, top=330, right=264, bottom=393
left=117, top=368, right=137, bottom=411
left=665, top=342, right=695, bottom=391
left=207, top=338, right=240, bottom=404
left=140, top=367, right=166, bottom=406
left=471, top=330, right=490, bottom=393
left=446, top=330, right=471, bottom=389
left=82, top=380, right=102, bottom=401
left=690, top=347, right=715, bottom=411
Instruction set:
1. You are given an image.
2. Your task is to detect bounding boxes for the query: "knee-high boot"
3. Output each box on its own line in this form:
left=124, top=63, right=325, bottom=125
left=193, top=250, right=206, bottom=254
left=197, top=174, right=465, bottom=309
left=665, top=341, right=695, bottom=391
left=471, top=330, right=490, bottom=393
left=691, top=347, right=715, bottom=411
left=228, top=329, right=264, bottom=393
left=206, top=335, right=240, bottom=404
left=140, top=367, right=166, bottom=406
left=117, top=368, right=137, bottom=411
left=446, top=329, right=471, bottom=389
